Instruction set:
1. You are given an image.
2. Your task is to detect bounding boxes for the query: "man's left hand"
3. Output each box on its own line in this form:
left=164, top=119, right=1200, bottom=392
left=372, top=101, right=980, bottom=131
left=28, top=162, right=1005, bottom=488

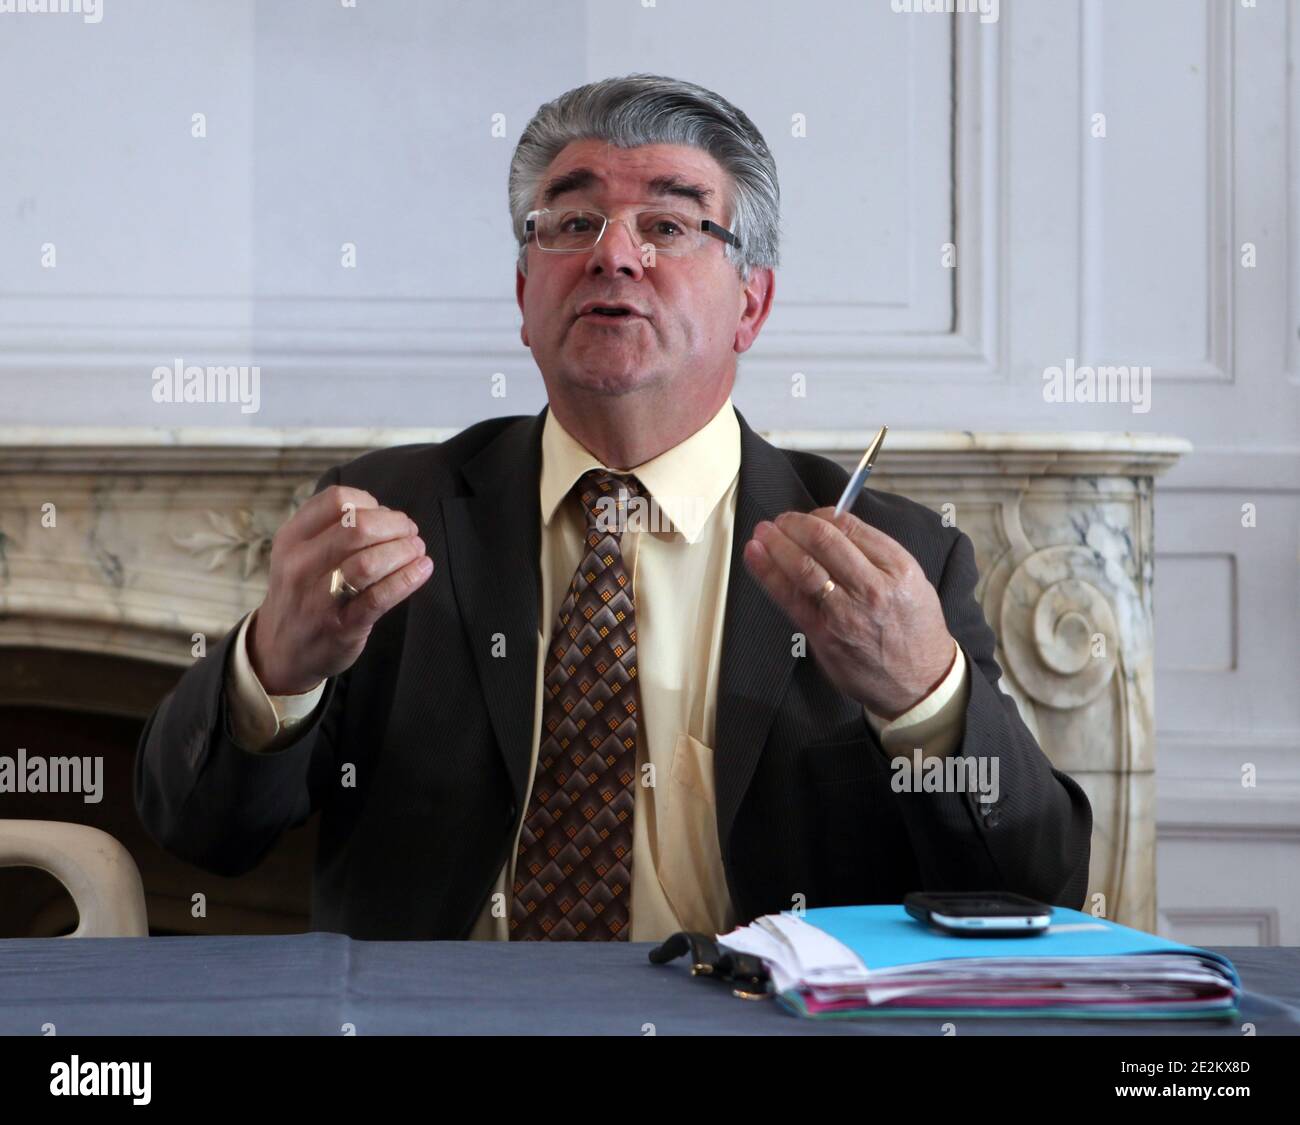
left=742, top=507, right=956, bottom=721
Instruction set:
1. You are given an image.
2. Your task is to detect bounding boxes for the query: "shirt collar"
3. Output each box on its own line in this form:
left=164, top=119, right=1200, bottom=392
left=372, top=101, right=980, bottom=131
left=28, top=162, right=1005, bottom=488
left=539, top=396, right=740, bottom=544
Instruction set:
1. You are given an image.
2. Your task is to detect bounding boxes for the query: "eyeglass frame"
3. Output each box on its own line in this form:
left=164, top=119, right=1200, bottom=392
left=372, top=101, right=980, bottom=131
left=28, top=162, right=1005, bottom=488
left=523, top=203, right=742, bottom=257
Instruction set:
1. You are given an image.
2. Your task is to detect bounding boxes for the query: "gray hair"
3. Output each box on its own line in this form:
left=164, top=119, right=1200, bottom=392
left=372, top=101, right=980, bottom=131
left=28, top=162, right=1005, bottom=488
left=508, top=74, right=780, bottom=283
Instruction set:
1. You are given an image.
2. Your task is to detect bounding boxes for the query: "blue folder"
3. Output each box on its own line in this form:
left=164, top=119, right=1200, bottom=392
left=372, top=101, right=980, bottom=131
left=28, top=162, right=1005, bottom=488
left=774, top=905, right=1241, bottom=1020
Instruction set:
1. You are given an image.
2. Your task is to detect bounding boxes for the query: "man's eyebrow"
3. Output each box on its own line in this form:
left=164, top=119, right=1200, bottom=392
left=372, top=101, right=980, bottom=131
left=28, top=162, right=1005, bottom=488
left=645, top=174, right=714, bottom=211
left=540, top=167, right=599, bottom=206
left=540, top=167, right=716, bottom=211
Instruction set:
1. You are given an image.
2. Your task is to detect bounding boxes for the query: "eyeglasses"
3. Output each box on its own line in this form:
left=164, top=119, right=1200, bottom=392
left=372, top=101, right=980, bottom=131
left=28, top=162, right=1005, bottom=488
left=524, top=204, right=741, bottom=257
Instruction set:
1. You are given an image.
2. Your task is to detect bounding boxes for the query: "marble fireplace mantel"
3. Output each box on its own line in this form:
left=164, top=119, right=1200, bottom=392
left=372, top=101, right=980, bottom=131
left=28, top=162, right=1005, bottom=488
left=0, top=426, right=1191, bottom=932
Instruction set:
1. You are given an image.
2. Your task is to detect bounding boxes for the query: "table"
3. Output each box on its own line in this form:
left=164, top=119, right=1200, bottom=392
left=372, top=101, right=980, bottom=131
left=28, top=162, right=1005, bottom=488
left=2, top=935, right=1298, bottom=1035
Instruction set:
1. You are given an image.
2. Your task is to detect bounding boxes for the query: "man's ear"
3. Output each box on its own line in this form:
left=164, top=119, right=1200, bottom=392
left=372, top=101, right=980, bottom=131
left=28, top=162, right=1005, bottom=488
left=516, top=265, right=530, bottom=347
left=734, top=266, right=775, bottom=354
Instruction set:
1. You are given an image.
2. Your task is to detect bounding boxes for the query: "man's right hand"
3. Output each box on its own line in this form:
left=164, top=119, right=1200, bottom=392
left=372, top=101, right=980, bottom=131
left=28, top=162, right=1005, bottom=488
left=247, top=485, right=433, bottom=695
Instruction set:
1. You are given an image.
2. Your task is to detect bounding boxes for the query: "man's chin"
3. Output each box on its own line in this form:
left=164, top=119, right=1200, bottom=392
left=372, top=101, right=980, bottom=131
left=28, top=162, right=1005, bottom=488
left=558, top=362, right=659, bottom=396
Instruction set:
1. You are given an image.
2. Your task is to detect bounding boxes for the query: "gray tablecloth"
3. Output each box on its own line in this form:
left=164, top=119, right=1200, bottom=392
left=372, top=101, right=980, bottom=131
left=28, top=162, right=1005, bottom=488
left=1, top=935, right=1297, bottom=1035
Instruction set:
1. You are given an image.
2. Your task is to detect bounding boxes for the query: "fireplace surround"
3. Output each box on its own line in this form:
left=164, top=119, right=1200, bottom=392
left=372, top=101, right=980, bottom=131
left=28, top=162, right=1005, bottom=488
left=0, top=426, right=1188, bottom=936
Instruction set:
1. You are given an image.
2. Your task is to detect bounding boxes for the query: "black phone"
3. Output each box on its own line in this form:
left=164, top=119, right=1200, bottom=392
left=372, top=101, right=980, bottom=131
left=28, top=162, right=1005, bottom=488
left=904, top=891, right=1053, bottom=937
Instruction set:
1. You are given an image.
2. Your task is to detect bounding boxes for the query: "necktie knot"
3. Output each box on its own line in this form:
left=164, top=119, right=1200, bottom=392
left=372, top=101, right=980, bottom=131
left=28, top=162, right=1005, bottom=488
left=576, top=468, right=645, bottom=533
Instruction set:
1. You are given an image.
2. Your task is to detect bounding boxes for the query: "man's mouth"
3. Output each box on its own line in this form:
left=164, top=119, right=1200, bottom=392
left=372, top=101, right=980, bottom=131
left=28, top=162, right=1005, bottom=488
left=577, top=301, right=648, bottom=319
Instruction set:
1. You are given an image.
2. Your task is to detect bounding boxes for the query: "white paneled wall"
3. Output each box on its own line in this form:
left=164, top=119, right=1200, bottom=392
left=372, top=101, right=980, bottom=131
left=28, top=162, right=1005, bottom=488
left=0, top=0, right=1296, bottom=940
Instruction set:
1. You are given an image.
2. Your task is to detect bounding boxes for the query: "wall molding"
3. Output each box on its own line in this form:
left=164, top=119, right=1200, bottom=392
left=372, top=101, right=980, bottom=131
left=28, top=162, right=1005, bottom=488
left=0, top=18, right=1008, bottom=386
left=1077, top=0, right=1235, bottom=385
left=1158, top=907, right=1280, bottom=946
left=1157, top=729, right=1300, bottom=837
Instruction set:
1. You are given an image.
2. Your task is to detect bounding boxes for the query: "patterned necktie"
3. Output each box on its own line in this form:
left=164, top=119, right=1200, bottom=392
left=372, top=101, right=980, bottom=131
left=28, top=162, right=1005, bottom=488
left=510, top=468, right=644, bottom=940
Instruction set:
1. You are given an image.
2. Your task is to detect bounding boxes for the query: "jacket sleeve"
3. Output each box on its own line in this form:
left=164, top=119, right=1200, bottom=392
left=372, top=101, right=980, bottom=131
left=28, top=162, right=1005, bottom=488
left=887, top=528, right=1094, bottom=908
left=133, top=465, right=347, bottom=877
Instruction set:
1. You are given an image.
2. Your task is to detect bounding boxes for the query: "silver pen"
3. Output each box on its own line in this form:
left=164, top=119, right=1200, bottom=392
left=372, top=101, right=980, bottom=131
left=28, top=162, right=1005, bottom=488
left=832, top=425, right=888, bottom=518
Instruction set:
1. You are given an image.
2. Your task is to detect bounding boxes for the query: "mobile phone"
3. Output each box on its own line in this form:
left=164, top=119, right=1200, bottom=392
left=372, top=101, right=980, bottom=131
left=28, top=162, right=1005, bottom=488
left=904, top=891, right=1052, bottom=937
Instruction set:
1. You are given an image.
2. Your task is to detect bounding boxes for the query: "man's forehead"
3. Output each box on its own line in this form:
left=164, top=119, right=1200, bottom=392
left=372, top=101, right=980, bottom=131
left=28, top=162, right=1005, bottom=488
left=539, top=142, right=726, bottom=208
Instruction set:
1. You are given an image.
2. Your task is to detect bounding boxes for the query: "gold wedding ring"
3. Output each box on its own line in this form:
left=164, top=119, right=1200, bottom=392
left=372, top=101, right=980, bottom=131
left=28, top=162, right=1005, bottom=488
left=817, top=578, right=836, bottom=605
left=329, top=566, right=361, bottom=604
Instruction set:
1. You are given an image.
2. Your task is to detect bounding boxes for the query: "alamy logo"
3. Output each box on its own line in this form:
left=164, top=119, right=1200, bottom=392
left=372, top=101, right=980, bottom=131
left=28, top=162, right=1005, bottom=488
left=890, top=748, right=999, bottom=804
left=592, top=492, right=709, bottom=535
left=50, top=1057, right=150, bottom=1105
left=151, top=357, right=261, bottom=414
left=1042, top=358, right=1152, bottom=414
left=0, top=748, right=103, bottom=804
left=0, top=0, right=102, bottom=22
left=890, top=0, right=999, bottom=24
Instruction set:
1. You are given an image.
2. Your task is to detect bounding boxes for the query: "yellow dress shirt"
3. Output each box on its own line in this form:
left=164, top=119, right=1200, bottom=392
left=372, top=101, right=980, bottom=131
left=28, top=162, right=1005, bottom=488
left=224, top=398, right=970, bottom=941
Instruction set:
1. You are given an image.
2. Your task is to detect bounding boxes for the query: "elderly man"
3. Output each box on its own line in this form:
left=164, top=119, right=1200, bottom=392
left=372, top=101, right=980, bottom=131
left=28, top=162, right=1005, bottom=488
left=135, top=74, right=1091, bottom=941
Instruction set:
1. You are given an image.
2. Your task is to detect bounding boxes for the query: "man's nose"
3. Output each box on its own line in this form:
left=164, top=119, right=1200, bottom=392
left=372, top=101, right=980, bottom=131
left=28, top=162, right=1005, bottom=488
left=585, top=217, right=646, bottom=278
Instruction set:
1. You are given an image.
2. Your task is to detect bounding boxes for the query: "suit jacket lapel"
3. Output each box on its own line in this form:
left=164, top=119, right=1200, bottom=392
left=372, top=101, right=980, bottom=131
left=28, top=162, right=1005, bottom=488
left=715, top=407, right=818, bottom=850
left=441, top=408, right=546, bottom=809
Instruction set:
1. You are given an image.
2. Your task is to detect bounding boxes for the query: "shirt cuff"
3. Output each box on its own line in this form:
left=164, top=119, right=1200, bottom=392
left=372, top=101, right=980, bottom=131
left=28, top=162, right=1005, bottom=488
left=226, top=608, right=327, bottom=752
left=863, top=638, right=969, bottom=759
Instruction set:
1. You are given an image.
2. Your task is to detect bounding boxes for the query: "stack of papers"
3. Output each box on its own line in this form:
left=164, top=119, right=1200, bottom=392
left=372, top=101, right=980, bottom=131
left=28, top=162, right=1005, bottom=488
left=717, top=905, right=1241, bottom=1020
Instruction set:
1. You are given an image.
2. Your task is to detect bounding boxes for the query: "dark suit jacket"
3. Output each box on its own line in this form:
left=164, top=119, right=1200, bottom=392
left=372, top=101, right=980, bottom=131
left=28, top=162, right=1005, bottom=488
left=134, top=405, right=1092, bottom=939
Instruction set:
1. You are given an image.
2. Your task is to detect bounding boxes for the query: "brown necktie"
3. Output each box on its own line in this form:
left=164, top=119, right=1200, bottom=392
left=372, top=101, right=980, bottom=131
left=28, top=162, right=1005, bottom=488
left=510, top=468, right=644, bottom=940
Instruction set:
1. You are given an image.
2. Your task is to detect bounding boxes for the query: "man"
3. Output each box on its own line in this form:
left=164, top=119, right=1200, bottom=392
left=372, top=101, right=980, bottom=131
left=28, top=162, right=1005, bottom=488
left=135, top=74, right=1091, bottom=941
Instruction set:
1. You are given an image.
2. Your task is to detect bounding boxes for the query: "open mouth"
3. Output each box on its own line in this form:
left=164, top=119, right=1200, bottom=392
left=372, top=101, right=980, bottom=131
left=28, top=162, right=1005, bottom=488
left=583, top=307, right=639, bottom=318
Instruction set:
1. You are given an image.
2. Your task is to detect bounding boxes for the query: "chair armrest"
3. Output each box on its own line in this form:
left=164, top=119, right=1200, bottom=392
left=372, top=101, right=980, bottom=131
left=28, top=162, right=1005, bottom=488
left=0, top=820, right=148, bottom=937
